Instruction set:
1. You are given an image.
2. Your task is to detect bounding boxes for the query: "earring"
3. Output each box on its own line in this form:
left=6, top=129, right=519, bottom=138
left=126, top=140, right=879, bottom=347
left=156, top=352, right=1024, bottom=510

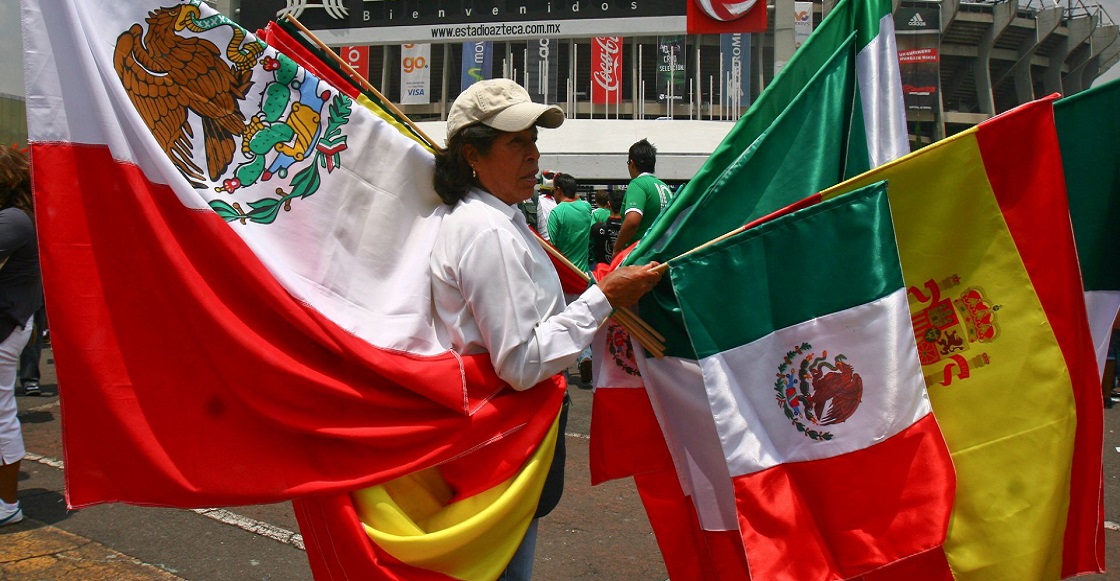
left=472, top=166, right=477, bottom=179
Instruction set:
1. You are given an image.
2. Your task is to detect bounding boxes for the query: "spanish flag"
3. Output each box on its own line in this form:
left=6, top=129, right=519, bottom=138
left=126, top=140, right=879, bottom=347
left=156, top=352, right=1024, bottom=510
left=821, top=96, right=1100, bottom=579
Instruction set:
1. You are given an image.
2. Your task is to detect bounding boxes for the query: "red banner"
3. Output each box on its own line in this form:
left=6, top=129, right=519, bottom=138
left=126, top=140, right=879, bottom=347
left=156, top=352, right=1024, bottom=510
left=591, top=36, right=623, bottom=105
left=338, top=45, right=370, bottom=80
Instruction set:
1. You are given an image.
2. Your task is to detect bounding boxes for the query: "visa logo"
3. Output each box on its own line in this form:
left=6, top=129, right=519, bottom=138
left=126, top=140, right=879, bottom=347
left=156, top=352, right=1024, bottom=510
left=407, top=89, right=426, bottom=96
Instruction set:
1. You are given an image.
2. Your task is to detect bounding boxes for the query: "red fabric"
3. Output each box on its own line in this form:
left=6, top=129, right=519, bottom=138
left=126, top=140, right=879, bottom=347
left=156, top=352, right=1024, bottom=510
left=634, top=468, right=752, bottom=581
left=36, top=144, right=563, bottom=508
left=588, top=387, right=674, bottom=485
left=858, top=547, right=954, bottom=581
left=731, top=414, right=954, bottom=580
left=256, top=24, right=360, bottom=99
left=977, top=97, right=1105, bottom=576
left=293, top=493, right=457, bottom=581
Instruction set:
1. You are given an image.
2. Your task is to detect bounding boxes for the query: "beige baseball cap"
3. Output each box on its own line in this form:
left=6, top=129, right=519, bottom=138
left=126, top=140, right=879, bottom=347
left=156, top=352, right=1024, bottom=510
left=446, top=79, right=565, bottom=142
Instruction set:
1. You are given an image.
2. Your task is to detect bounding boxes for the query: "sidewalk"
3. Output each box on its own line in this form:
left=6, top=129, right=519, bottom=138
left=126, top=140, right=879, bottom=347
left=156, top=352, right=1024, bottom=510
left=4, top=347, right=1120, bottom=579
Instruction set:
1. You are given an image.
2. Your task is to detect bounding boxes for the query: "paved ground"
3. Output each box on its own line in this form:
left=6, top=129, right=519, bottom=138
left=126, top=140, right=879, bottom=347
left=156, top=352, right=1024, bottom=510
left=3, top=347, right=1120, bottom=580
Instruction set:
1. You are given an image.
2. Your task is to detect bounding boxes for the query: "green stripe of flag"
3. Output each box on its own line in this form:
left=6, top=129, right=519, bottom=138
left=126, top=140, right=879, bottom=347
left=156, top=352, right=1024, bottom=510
left=671, top=181, right=900, bottom=358
left=1056, top=78, right=1120, bottom=292
left=631, top=0, right=892, bottom=265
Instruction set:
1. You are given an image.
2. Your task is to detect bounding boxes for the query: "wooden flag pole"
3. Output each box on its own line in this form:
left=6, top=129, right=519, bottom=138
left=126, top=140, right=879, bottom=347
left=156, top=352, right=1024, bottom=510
left=534, top=234, right=665, bottom=357
left=279, top=15, right=665, bottom=357
left=281, top=14, right=443, bottom=153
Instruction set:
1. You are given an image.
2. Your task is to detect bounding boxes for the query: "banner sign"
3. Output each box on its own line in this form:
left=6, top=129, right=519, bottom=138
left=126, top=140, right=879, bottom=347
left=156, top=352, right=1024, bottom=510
left=591, top=36, right=624, bottom=105
left=894, top=6, right=941, bottom=113
left=242, top=0, right=693, bottom=43
left=400, top=43, right=431, bottom=105
left=794, top=2, right=814, bottom=49
left=338, top=45, right=369, bottom=80
left=720, top=33, right=751, bottom=110
left=686, top=0, right=768, bottom=34
left=656, top=36, right=687, bottom=104
left=461, top=41, right=494, bottom=91
left=526, top=39, right=559, bottom=103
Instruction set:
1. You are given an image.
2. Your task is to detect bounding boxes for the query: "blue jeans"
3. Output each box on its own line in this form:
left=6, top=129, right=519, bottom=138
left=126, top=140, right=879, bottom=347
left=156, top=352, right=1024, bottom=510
left=498, top=518, right=539, bottom=581
left=18, top=308, right=44, bottom=386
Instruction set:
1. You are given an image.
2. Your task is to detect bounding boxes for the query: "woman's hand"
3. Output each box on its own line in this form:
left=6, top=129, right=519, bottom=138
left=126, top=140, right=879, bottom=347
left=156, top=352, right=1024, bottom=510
left=598, top=262, right=664, bottom=309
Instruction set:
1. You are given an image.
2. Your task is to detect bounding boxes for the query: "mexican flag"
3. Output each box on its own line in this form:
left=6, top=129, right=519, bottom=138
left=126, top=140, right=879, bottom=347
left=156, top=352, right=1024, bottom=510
left=671, top=182, right=954, bottom=580
left=23, top=0, right=560, bottom=578
left=589, top=0, right=910, bottom=570
left=1057, top=79, right=1120, bottom=373
left=820, top=96, right=1100, bottom=579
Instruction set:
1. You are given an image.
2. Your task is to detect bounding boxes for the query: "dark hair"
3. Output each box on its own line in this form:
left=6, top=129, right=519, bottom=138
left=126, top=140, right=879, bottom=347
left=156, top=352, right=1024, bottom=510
left=628, top=138, right=657, bottom=174
left=553, top=172, right=578, bottom=200
left=433, top=123, right=502, bottom=205
left=0, top=146, right=33, bottom=217
left=594, top=189, right=609, bottom=207
left=608, top=189, right=624, bottom=212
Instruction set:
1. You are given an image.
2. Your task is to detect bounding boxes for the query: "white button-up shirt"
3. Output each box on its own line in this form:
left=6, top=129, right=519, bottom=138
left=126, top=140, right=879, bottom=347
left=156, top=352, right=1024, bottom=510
left=431, top=190, right=613, bottom=391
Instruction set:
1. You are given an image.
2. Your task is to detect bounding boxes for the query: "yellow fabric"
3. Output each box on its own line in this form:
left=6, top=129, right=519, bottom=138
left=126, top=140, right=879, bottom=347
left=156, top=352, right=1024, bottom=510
left=352, top=413, right=560, bottom=581
left=356, top=94, right=436, bottom=154
left=822, top=129, right=1076, bottom=580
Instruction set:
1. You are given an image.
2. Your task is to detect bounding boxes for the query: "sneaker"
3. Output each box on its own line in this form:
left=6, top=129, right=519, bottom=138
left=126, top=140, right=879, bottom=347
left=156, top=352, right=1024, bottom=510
left=579, top=358, right=593, bottom=385
left=22, top=382, right=40, bottom=396
left=0, top=502, right=23, bottom=526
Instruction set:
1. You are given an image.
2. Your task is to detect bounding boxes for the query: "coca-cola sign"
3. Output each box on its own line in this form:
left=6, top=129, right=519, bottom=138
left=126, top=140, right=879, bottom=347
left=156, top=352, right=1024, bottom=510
left=591, top=36, right=623, bottom=105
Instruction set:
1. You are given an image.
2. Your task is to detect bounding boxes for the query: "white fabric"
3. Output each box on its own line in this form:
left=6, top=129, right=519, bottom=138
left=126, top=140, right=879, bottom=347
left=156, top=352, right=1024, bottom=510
left=431, top=190, right=612, bottom=391
left=700, top=289, right=929, bottom=477
left=634, top=353, right=741, bottom=532
left=0, top=319, right=32, bottom=465
left=23, top=1, right=450, bottom=355
left=857, top=14, right=910, bottom=167
left=1085, top=290, right=1120, bottom=378
left=536, top=195, right=557, bottom=241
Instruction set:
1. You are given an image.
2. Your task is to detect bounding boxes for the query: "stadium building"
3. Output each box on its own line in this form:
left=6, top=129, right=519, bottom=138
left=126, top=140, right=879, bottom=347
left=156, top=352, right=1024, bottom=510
left=3, top=0, right=1116, bottom=182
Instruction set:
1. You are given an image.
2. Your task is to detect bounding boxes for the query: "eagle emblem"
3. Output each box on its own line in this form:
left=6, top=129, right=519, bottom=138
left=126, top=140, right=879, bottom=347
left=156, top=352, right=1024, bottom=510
left=113, top=1, right=352, bottom=225
left=606, top=322, right=640, bottom=377
left=774, top=343, right=864, bottom=441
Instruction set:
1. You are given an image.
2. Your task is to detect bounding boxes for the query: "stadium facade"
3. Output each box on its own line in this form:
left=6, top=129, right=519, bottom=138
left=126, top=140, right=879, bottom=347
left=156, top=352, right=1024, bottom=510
left=3, top=0, right=1115, bottom=180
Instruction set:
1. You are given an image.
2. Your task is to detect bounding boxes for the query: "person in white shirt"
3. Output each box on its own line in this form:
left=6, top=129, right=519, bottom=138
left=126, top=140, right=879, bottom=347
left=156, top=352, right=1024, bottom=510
left=534, top=172, right=557, bottom=241
left=431, top=79, right=661, bottom=580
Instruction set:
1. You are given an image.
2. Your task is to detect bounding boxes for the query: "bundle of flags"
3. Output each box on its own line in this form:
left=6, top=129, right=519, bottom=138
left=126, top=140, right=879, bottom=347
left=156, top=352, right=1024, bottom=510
left=20, top=0, right=1119, bottom=579
left=22, top=0, right=564, bottom=578
left=588, top=0, right=1117, bottom=578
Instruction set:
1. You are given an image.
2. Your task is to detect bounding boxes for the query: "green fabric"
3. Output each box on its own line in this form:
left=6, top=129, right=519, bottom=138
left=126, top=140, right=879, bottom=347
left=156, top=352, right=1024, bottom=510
left=628, top=0, right=893, bottom=256
left=1055, top=78, right=1120, bottom=292
left=622, top=174, right=673, bottom=243
left=672, top=182, right=899, bottom=358
left=630, top=33, right=868, bottom=358
left=548, top=200, right=593, bottom=272
left=591, top=207, right=611, bottom=223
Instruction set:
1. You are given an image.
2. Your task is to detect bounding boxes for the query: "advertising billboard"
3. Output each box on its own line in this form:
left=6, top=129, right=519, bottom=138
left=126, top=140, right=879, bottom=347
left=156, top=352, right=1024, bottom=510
left=241, top=0, right=766, bottom=44
left=895, top=5, right=941, bottom=113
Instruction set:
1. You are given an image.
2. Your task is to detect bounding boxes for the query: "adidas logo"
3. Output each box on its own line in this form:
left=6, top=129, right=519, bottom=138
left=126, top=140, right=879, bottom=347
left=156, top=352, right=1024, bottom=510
left=908, top=13, right=926, bottom=26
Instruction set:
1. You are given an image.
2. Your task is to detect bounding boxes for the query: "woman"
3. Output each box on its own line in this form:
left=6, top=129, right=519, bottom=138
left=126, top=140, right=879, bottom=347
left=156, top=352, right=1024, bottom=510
left=0, top=146, right=42, bottom=527
left=431, top=79, right=661, bottom=580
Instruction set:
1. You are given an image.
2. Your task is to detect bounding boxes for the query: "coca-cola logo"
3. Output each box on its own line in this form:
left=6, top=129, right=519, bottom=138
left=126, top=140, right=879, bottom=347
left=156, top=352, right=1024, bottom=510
left=593, top=36, right=622, bottom=92
left=694, top=0, right=758, bottom=21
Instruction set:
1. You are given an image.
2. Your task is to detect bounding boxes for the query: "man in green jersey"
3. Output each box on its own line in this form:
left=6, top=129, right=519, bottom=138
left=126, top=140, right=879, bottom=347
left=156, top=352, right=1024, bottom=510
left=612, top=138, right=673, bottom=257
left=547, top=172, right=596, bottom=384
left=547, top=172, right=593, bottom=273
